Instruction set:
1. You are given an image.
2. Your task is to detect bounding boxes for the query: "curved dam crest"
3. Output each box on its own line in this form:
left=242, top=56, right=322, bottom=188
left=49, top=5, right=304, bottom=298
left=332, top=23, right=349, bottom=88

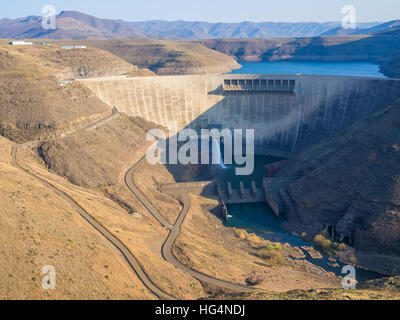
left=80, top=74, right=400, bottom=157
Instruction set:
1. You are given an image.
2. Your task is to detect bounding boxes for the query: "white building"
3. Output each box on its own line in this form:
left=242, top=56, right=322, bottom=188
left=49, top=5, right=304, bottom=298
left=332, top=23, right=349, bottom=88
left=62, top=45, right=87, bottom=50
left=58, top=80, right=74, bottom=87
left=8, top=41, right=33, bottom=46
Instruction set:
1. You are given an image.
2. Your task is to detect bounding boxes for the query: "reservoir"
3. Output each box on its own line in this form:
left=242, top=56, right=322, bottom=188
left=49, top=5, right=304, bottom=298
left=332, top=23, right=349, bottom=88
left=230, top=61, right=386, bottom=78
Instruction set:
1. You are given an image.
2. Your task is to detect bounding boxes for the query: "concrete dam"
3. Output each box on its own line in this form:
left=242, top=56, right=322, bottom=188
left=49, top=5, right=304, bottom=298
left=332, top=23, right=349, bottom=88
left=80, top=74, right=400, bottom=157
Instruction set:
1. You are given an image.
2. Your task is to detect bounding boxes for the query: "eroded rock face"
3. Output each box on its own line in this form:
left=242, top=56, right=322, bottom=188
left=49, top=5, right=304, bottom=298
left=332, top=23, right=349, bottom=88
left=380, top=55, right=400, bottom=79
left=276, top=99, right=400, bottom=270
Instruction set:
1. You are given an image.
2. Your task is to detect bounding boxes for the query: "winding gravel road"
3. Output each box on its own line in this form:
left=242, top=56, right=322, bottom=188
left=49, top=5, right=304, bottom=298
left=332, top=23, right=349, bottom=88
left=11, top=110, right=176, bottom=300
left=125, top=159, right=255, bottom=293
left=11, top=106, right=254, bottom=299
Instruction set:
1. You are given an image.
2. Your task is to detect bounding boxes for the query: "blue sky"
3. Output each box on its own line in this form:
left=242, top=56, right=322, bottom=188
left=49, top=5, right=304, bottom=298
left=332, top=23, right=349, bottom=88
left=0, top=0, right=399, bottom=22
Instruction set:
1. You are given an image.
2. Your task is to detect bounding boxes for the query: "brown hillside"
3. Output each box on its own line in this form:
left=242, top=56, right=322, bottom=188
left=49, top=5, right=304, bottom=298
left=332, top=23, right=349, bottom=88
left=276, top=99, right=400, bottom=275
left=0, top=45, right=153, bottom=143
left=51, top=39, right=241, bottom=75
left=12, top=45, right=154, bottom=80
left=0, top=47, right=110, bottom=143
left=0, top=42, right=154, bottom=80
left=0, top=136, right=154, bottom=300
left=37, top=114, right=157, bottom=188
left=2, top=134, right=205, bottom=299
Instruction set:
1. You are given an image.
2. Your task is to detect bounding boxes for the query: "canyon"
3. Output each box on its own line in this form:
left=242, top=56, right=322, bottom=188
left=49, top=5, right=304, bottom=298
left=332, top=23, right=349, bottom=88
left=79, top=73, right=400, bottom=275
left=1, top=28, right=400, bottom=299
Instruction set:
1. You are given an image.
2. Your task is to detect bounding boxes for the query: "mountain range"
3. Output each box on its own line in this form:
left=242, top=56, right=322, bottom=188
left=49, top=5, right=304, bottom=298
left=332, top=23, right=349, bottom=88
left=119, top=20, right=380, bottom=39
left=321, top=19, right=400, bottom=36
left=0, top=10, right=391, bottom=40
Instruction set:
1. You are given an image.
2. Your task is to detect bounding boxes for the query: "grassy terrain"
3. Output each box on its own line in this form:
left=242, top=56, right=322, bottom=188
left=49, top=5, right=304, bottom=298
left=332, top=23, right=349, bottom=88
left=0, top=40, right=153, bottom=78
left=50, top=39, right=241, bottom=75
left=0, top=46, right=113, bottom=143
left=0, top=43, right=153, bottom=143
left=0, top=136, right=154, bottom=299
left=10, top=138, right=206, bottom=300
left=36, top=114, right=157, bottom=188
left=173, top=193, right=340, bottom=293
left=1, top=41, right=399, bottom=300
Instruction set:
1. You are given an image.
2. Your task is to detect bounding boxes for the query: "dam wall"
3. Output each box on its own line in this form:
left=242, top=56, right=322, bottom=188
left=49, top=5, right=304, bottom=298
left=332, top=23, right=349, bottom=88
left=80, top=74, right=400, bottom=156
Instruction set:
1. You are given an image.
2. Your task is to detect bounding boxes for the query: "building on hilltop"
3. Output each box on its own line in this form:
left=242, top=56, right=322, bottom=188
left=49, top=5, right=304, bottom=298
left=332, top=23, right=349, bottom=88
left=62, top=45, right=87, bottom=50
left=8, top=41, right=33, bottom=46
left=58, top=80, right=74, bottom=87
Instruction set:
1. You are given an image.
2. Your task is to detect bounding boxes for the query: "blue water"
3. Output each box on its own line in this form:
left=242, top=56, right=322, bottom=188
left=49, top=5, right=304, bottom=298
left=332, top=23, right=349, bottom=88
left=216, top=156, right=383, bottom=283
left=230, top=61, right=386, bottom=78
left=216, top=154, right=282, bottom=189
left=224, top=202, right=382, bottom=283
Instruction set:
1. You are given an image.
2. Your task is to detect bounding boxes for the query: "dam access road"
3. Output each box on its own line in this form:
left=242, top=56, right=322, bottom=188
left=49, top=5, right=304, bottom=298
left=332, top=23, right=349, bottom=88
left=13, top=73, right=400, bottom=299
left=12, top=106, right=255, bottom=300
left=125, top=158, right=255, bottom=293
left=11, top=109, right=176, bottom=301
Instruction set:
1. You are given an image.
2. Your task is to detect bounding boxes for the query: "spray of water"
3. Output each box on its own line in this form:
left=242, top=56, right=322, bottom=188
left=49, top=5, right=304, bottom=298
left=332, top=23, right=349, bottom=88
left=212, top=137, right=227, bottom=169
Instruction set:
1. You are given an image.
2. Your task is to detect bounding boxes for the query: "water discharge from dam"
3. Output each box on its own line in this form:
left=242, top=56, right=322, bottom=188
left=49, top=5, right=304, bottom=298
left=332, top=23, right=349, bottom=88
left=211, top=137, right=227, bottom=169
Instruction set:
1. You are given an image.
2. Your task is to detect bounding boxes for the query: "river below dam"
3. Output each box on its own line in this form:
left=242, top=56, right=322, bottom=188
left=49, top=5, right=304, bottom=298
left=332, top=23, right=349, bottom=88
left=230, top=61, right=386, bottom=78
left=210, top=155, right=383, bottom=283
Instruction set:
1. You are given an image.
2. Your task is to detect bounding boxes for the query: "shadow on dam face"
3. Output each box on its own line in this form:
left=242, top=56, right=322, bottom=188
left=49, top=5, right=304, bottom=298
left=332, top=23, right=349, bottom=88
left=80, top=74, right=400, bottom=159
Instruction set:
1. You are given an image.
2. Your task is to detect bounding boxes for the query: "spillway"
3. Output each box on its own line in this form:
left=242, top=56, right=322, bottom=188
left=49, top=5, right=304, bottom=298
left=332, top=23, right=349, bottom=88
left=80, top=74, right=400, bottom=157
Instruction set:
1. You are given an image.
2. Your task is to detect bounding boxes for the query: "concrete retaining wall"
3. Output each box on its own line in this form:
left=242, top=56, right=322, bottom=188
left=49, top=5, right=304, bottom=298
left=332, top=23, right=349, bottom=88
left=80, top=74, right=400, bottom=155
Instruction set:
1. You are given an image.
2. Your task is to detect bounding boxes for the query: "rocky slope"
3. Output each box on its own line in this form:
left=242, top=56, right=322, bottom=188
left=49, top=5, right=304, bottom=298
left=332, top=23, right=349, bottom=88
left=0, top=136, right=155, bottom=300
left=201, top=28, right=400, bottom=62
left=0, top=44, right=154, bottom=143
left=53, top=39, right=241, bottom=75
left=274, top=99, right=400, bottom=275
left=200, top=28, right=400, bottom=77
left=3, top=43, right=154, bottom=80
left=227, top=275, right=400, bottom=299
left=37, top=114, right=157, bottom=188
left=380, top=55, right=400, bottom=78
left=0, top=47, right=108, bottom=143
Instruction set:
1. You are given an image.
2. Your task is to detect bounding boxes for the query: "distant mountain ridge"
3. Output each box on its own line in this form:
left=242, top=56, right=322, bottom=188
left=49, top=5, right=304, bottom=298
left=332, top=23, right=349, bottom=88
left=0, top=11, right=145, bottom=39
left=0, top=10, right=384, bottom=40
left=321, top=19, right=400, bottom=36
left=119, top=20, right=381, bottom=39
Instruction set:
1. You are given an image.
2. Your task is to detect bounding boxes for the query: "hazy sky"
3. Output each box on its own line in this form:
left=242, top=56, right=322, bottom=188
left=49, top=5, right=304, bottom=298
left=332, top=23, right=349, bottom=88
left=1, top=0, right=398, bottom=22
